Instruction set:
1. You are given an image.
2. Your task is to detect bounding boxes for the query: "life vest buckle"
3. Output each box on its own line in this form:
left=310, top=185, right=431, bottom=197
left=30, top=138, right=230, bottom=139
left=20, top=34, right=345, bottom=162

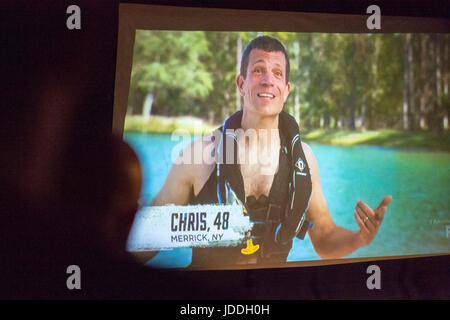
left=265, top=203, right=282, bottom=224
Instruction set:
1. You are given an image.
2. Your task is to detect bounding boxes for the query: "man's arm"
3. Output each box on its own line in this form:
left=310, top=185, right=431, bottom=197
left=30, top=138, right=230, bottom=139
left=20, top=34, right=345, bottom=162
left=132, top=141, right=201, bottom=263
left=151, top=138, right=207, bottom=206
left=151, top=136, right=215, bottom=206
left=302, top=142, right=392, bottom=259
left=151, top=154, right=194, bottom=206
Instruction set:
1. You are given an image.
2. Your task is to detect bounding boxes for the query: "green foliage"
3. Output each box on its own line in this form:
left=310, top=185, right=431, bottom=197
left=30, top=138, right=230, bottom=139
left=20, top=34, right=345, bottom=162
left=302, top=129, right=450, bottom=152
left=130, top=31, right=213, bottom=116
left=127, top=31, right=449, bottom=137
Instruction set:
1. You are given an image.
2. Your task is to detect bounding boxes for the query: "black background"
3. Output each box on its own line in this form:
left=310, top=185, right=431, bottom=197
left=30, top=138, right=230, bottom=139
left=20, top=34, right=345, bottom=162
left=1, top=0, right=449, bottom=301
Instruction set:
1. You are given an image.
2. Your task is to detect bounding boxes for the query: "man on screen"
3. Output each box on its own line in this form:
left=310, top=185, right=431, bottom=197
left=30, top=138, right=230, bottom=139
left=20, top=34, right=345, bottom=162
left=152, top=36, right=392, bottom=268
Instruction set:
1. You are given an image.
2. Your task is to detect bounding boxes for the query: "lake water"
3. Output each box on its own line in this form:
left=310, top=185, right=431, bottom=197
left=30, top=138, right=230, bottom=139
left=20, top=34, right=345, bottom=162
left=124, top=131, right=450, bottom=268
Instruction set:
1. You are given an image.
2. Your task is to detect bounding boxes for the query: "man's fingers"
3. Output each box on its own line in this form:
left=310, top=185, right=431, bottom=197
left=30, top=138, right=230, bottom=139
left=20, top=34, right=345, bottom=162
left=354, top=210, right=370, bottom=234
left=374, top=195, right=392, bottom=219
left=354, top=196, right=391, bottom=245
left=355, top=206, right=375, bottom=231
left=377, top=195, right=392, bottom=210
left=356, top=200, right=376, bottom=220
left=357, top=195, right=392, bottom=221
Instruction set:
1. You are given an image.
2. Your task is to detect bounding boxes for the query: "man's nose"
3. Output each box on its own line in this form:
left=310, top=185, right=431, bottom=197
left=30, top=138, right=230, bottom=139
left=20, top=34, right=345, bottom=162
left=261, top=72, right=274, bottom=86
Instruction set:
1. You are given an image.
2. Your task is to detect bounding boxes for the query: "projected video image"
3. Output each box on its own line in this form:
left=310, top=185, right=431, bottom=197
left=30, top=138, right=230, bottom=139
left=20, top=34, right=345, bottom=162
left=122, top=30, right=450, bottom=269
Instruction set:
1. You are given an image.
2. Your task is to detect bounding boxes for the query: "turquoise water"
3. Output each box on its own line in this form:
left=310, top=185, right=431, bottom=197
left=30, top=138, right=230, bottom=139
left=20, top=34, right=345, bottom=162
left=124, top=132, right=450, bottom=268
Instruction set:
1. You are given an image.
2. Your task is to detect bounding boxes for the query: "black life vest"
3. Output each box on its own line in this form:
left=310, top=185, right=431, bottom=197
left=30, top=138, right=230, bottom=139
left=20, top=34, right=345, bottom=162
left=189, top=110, right=312, bottom=268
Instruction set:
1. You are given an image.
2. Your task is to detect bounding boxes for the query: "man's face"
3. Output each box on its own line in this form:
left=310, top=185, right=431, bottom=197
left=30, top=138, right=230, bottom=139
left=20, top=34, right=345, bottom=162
left=236, top=49, right=290, bottom=117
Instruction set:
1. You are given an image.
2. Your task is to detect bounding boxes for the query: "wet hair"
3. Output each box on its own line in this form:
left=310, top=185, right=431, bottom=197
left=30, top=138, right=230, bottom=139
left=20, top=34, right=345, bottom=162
left=240, top=36, right=290, bottom=83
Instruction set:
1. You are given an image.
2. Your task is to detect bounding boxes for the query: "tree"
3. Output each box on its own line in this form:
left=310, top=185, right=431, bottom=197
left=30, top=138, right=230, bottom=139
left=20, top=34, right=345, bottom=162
left=129, top=31, right=213, bottom=118
left=126, top=30, right=448, bottom=133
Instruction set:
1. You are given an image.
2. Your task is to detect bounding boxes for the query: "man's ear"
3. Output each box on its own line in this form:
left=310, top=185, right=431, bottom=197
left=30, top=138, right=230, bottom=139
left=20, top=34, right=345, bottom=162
left=236, top=74, right=245, bottom=96
left=283, top=82, right=291, bottom=103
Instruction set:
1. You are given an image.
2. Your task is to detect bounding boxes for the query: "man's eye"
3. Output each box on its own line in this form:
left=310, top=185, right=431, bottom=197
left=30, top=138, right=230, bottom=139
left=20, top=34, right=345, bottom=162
left=275, top=71, right=282, bottom=77
left=253, top=68, right=262, bottom=74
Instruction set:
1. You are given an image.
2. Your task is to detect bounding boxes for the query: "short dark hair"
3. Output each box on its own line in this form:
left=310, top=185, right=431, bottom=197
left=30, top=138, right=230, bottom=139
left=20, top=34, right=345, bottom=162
left=240, top=36, right=290, bottom=83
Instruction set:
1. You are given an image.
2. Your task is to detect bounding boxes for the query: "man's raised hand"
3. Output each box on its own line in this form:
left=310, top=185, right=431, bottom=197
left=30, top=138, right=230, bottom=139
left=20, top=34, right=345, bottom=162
left=354, top=195, right=392, bottom=246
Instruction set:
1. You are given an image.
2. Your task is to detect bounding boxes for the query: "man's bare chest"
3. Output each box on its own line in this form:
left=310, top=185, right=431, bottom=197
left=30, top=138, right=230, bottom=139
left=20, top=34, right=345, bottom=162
left=194, top=136, right=281, bottom=199
left=240, top=165, right=275, bottom=198
left=237, top=135, right=280, bottom=199
left=240, top=150, right=279, bottom=198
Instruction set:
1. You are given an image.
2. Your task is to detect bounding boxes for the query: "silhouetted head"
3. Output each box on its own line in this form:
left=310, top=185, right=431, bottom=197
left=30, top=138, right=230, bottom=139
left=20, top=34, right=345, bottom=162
left=62, top=135, right=143, bottom=256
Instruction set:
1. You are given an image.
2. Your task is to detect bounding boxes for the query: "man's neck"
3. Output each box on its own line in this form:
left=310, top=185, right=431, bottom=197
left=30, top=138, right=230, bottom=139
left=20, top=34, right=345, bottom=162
left=238, top=108, right=280, bottom=164
left=241, top=109, right=279, bottom=133
left=238, top=108, right=280, bottom=180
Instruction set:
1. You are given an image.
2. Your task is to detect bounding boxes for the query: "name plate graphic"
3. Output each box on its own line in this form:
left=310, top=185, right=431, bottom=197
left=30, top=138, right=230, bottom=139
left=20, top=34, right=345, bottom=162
left=127, top=204, right=252, bottom=251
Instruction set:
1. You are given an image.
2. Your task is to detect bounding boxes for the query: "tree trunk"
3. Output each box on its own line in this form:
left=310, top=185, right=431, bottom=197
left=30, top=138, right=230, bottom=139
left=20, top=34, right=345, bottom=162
left=402, top=34, right=410, bottom=131
left=419, top=34, right=427, bottom=130
left=323, top=112, right=330, bottom=129
left=236, top=34, right=242, bottom=111
left=142, top=92, right=154, bottom=121
left=349, top=35, right=357, bottom=130
left=294, top=92, right=301, bottom=124
left=406, top=34, right=415, bottom=130
left=360, top=94, right=366, bottom=130
left=367, top=101, right=375, bottom=130
left=443, top=35, right=449, bottom=130
left=434, top=34, right=442, bottom=132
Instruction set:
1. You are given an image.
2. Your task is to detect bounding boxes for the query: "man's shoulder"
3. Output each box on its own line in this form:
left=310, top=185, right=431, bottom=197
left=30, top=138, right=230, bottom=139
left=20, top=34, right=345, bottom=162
left=301, top=141, right=312, bottom=155
left=183, top=135, right=215, bottom=159
left=182, top=135, right=216, bottom=196
left=175, top=135, right=216, bottom=173
left=300, top=141, right=318, bottom=165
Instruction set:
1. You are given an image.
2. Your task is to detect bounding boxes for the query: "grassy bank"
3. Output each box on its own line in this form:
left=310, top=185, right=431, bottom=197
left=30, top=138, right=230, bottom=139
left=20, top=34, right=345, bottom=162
left=302, top=128, right=450, bottom=152
left=124, top=115, right=450, bottom=152
left=124, top=115, right=217, bottom=135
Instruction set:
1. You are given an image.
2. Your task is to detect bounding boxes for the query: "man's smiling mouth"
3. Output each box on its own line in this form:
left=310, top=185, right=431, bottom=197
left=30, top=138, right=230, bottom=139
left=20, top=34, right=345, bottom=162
left=257, top=93, right=275, bottom=99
